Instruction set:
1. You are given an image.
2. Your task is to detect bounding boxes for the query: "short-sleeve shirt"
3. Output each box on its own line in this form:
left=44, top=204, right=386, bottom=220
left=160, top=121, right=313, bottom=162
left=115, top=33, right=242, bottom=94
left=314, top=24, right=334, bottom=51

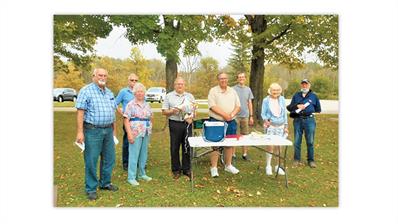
left=208, top=85, right=241, bottom=121
left=232, top=84, right=254, bottom=118
left=75, top=83, right=116, bottom=126
left=115, top=87, right=135, bottom=112
left=123, top=99, right=153, bottom=138
left=162, top=91, right=195, bottom=122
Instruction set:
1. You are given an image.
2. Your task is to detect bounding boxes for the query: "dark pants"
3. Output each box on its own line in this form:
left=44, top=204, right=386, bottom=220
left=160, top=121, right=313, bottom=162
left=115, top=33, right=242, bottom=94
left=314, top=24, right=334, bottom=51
left=169, top=120, right=192, bottom=174
left=293, top=117, right=316, bottom=162
left=122, top=124, right=129, bottom=168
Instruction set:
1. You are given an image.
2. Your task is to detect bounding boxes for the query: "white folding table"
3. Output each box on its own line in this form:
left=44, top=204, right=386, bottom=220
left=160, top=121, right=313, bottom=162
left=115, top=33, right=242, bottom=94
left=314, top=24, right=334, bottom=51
left=188, top=135, right=293, bottom=190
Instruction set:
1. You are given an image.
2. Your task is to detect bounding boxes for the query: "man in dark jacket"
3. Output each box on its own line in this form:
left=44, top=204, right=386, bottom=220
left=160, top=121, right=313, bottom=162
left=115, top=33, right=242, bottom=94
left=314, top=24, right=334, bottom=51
left=287, top=79, right=321, bottom=168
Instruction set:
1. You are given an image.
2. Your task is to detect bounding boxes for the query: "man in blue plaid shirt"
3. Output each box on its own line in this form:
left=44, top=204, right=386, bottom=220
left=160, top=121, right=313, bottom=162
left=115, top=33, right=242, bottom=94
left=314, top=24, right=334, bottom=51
left=75, top=68, right=118, bottom=200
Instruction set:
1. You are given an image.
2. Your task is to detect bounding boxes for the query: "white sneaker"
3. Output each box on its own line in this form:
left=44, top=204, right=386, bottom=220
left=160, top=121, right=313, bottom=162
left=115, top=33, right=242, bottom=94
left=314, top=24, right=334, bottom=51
left=224, top=165, right=240, bottom=174
left=274, top=165, right=285, bottom=175
left=128, top=179, right=140, bottom=186
left=210, top=167, right=219, bottom=178
left=265, top=165, right=273, bottom=175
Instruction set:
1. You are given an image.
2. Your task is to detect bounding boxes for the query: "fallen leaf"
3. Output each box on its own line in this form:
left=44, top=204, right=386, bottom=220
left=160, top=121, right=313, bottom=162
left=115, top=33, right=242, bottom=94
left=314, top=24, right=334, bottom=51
left=256, top=191, right=261, bottom=195
left=195, top=184, right=204, bottom=188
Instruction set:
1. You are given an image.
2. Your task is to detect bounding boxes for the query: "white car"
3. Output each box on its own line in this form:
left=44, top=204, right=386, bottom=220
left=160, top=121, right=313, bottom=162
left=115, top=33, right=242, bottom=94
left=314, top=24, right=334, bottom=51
left=145, top=87, right=166, bottom=103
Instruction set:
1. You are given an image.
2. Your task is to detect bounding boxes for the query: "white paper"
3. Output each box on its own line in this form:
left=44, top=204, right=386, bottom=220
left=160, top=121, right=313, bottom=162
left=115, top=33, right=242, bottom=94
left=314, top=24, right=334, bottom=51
left=74, top=141, right=85, bottom=152
left=74, top=136, right=118, bottom=153
left=295, top=102, right=310, bottom=113
left=113, top=136, right=119, bottom=145
left=204, top=121, right=225, bottom=126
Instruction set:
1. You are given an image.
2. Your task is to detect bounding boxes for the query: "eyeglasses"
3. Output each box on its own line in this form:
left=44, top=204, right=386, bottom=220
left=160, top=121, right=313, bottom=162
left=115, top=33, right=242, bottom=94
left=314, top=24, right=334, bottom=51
left=130, top=79, right=138, bottom=82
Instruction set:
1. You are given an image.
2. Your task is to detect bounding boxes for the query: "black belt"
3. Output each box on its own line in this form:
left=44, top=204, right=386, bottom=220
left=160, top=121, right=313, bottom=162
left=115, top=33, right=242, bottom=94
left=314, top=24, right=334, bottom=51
left=84, top=122, right=112, bottom=129
left=297, top=114, right=314, bottom=119
left=169, top=119, right=186, bottom=123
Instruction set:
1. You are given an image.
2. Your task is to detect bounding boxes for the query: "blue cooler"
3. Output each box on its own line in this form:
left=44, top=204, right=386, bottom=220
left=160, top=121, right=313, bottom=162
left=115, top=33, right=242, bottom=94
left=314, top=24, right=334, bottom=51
left=203, top=121, right=228, bottom=142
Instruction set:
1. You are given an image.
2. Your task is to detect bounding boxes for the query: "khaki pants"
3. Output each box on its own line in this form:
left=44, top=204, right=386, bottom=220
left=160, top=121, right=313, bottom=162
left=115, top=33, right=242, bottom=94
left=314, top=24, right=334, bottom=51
left=236, top=117, right=250, bottom=135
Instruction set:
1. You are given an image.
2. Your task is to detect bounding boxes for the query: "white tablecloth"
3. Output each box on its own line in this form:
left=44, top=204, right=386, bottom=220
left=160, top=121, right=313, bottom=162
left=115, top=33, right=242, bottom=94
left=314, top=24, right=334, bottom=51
left=188, top=135, right=292, bottom=148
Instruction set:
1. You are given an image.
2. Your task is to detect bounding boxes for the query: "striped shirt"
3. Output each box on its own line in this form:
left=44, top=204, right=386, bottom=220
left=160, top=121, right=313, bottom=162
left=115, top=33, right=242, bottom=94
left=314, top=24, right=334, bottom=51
left=162, top=91, right=195, bottom=122
left=75, top=83, right=116, bottom=126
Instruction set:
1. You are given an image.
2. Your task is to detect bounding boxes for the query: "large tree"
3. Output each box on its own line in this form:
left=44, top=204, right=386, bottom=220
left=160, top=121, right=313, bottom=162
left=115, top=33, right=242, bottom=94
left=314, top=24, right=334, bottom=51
left=110, top=15, right=232, bottom=92
left=53, top=15, right=113, bottom=69
left=244, top=15, right=338, bottom=122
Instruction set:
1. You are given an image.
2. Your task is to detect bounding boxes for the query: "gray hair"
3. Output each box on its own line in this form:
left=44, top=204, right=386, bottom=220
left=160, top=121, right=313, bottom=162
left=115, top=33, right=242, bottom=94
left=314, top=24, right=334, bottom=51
left=267, top=82, right=282, bottom=95
left=132, top=82, right=146, bottom=93
left=174, top=76, right=185, bottom=84
left=128, top=73, right=138, bottom=80
left=217, top=72, right=228, bottom=80
left=92, top=68, right=108, bottom=76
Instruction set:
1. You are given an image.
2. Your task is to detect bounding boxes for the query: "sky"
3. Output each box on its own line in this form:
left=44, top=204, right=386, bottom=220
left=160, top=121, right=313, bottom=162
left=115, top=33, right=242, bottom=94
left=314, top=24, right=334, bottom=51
left=94, top=25, right=234, bottom=68
left=93, top=23, right=319, bottom=69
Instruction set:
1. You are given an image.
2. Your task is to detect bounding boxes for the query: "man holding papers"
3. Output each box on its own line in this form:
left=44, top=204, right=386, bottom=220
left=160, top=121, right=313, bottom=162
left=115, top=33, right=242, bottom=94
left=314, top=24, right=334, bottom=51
left=287, top=79, right=321, bottom=168
left=75, top=68, right=118, bottom=200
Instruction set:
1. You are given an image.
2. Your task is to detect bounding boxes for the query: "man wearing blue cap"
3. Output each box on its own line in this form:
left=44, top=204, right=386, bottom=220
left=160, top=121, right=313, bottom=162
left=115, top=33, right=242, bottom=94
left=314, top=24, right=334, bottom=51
left=287, top=79, right=321, bottom=168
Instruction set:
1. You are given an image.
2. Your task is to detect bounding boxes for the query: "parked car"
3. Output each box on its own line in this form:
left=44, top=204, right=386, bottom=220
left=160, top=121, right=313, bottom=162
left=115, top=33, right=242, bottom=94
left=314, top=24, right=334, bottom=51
left=53, top=88, right=77, bottom=102
left=145, top=87, right=166, bottom=103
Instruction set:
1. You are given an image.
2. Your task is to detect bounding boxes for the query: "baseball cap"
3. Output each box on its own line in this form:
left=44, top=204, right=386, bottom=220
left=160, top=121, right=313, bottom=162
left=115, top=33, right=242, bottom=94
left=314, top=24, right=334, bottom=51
left=301, top=79, right=310, bottom=84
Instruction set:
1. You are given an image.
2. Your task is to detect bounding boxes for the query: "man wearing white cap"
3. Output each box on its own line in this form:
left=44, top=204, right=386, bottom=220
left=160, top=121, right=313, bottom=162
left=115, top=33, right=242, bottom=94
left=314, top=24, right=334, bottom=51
left=287, top=79, right=321, bottom=168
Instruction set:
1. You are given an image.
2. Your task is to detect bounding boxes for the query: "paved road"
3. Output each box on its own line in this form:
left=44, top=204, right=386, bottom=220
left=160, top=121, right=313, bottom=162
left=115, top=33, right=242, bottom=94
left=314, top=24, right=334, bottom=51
left=54, top=99, right=338, bottom=114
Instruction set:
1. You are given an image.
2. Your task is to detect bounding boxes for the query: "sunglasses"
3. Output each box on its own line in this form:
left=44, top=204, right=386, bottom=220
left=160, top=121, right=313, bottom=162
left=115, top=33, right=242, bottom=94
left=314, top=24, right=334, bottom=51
left=130, top=79, right=138, bottom=82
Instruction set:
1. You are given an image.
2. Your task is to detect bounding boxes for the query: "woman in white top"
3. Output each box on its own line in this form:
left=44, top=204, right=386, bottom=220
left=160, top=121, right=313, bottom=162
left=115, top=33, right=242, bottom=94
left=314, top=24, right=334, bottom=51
left=260, top=83, right=289, bottom=175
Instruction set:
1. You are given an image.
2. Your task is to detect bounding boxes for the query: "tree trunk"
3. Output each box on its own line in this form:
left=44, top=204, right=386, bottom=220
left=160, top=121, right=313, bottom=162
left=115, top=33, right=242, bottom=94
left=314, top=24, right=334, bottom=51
left=165, top=58, right=178, bottom=92
left=247, top=15, right=266, bottom=124
left=249, top=46, right=265, bottom=123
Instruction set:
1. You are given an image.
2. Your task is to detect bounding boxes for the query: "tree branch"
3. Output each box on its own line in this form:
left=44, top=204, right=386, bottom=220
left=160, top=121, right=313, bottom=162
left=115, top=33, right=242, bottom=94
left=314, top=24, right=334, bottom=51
left=265, top=23, right=292, bottom=45
left=244, top=15, right=254, bottom=25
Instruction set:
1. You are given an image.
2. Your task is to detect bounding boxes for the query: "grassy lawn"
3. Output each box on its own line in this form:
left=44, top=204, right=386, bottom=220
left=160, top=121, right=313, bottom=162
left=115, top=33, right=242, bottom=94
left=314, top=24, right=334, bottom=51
left=54, top=112, right=338, bottom=207
left=53, top=101, right=75, bottom=107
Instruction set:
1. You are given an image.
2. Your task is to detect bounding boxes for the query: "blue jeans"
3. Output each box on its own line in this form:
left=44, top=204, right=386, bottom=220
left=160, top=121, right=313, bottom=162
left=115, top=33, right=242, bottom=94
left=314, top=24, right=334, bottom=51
left=293, top=117, right=316, bottom=162
left=84, top=126, right=115, bottom=193
left=128, top=135, right=150, bottom=181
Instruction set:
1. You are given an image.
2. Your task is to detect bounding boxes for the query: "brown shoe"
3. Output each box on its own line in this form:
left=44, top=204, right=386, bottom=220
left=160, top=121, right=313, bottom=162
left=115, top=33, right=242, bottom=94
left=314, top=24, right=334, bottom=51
left=308, top=161, right=317, bottom=168
left=183, top=170, right=191, bottom=177
left=183, top=170, right=192, bottom=180
left=173, top=172, right=181, bottom=179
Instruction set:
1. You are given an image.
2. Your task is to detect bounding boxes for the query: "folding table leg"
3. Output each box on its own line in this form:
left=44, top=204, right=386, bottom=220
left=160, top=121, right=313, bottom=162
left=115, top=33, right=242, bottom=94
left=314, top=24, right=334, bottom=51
left=283, top=146, right=289, bottom=188
left=190, top=147, right=194, bottom=191
left=275, top=148, right=281, bottom=179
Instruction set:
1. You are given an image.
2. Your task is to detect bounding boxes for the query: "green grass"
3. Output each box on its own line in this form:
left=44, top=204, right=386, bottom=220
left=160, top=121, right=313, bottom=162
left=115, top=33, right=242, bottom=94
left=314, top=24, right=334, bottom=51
left=53, top=101, right=75, bottom=107
left=54, top=112, right=338, bottom=207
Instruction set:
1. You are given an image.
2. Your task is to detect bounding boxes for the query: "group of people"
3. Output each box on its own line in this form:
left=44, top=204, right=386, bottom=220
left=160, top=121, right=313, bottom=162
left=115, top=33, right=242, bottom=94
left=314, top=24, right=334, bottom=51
left=75, top=68, right=321, bottom=200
